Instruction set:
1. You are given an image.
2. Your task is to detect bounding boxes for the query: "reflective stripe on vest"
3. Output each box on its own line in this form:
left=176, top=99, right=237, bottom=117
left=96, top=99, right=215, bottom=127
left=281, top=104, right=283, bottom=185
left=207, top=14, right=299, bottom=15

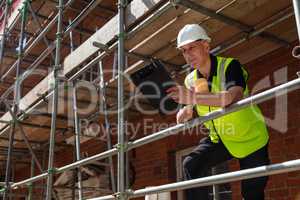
left=185, top=56, right=269, bottom=158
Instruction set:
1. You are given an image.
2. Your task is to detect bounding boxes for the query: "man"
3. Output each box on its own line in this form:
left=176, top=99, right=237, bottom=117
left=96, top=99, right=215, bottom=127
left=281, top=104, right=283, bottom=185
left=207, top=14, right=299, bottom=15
left=167, top=24, right=270, bottom=200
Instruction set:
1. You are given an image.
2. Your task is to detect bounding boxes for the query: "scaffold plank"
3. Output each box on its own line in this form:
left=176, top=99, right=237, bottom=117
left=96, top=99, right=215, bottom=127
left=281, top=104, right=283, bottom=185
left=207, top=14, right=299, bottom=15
left=63, top=0, right=163, bottom=76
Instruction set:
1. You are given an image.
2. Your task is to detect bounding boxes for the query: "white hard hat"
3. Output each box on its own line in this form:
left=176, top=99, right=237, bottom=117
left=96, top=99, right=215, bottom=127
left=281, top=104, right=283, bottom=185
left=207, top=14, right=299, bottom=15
left=177, top=24, right=211, bottom=48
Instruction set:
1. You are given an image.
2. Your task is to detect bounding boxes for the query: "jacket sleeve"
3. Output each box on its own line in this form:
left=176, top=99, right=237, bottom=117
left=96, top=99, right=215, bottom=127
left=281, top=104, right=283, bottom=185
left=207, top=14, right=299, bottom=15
left=225, top=59, right=246, bottom=90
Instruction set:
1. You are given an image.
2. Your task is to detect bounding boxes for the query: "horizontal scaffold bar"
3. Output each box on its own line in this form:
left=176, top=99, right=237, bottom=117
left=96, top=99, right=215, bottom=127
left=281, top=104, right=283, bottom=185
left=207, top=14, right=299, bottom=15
left=89, top=158, right=300, bottom=200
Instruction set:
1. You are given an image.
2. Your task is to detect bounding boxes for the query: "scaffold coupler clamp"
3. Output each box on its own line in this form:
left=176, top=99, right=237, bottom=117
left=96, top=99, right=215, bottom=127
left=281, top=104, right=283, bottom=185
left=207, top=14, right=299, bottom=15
left=113, top=189, right=133, bottom=200
left=117, top=31, right=127, bottom=41
left=117, top=0, right=128, bottom=8
left=26, top=182, right=33, bottom=188
left=36, top=91, right=48, bottom=103
left=0, top=186, right=7, bottom=194
left=170, top=0, right=180, bottom=9
left=56, top=2, right=64, bottom=10
left=292, top=45, right=300, bottom=78
left=114, top=141, right=132, bottom=152
left=0, top=181, right=14, bottom=192
left=93, top=41, right=112, bottom=55
left=292, top=45, right=300, bottom=59
left=19, top=109, right=28, bottom=120
left=55, top=67, right=68, bottom=84
left=57, top=73, right=67, bottom=82
left=48, top=167, right=58, bottom=175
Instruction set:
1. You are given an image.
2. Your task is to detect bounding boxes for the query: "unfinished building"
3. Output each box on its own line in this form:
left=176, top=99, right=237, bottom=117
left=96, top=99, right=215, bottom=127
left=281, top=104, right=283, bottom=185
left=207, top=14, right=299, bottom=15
left=0, top=0, right=299, bottom=199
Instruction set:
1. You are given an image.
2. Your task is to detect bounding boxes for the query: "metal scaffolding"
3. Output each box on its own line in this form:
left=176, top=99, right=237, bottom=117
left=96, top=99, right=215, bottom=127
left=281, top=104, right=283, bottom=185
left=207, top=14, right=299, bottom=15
left=1, top=67, right=299, bottom=198
left=0, top=0, right=299, bottom=199
left=0, top=0, right=11, bottom=67
left=117, top=1, right=126, bottom=199
left=45, top=0, right=63, bottom=199
left=73, top=81, right=84, bottom=199
left=2, top=1, right=30, bottom=199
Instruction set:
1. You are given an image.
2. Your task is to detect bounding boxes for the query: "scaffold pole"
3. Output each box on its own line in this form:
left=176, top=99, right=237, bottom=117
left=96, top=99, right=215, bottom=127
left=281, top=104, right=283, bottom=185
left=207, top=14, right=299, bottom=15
left=45, top=0, right=64, bottom=198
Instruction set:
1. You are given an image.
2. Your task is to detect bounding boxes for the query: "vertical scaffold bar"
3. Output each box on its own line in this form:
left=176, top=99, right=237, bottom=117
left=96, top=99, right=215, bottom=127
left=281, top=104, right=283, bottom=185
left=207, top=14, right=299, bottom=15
left=69, top=19, right=75, bottom=52
left=292, top=0, right=300, bottom=59
left=2, top=115, right=16, bottom=200
left=28, top=156, right=35, bottom=200
left=98, top=58, right=116, bottom=193
left=3, top=1, right=29, bottom=198
left=211, top=167, right=220, bottom=200
left=124, top=55, right=130, bottom=191
left=41, top=148, right=47, bottom=199
left=293, top=0, right=300, bottom=41
left=112, top=51, right=118, bottom=78
left=125, top=144, right=130, bottom=190
left=9, top=162, right=15, bottom=200
left=15, top=0, right=29, bottom=107
left=45, top=0, right=64, bottom=199
left=117, top=0, right=126, bottom=199
left=69, top=18, right=77, bottom=200
left=73, top=82, right=83, bottom=199
left=0, top=0, right=10, bottom=66
left=71, top=153, right=76, bottom=200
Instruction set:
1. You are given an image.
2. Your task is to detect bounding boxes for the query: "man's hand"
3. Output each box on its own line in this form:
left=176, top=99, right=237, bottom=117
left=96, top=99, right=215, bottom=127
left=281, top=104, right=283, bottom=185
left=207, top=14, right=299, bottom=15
left=167, top=85, right=244, bottom=108
left=176, top=105, right=194, bottom=124
left=167, top=86, right=196, bottom=105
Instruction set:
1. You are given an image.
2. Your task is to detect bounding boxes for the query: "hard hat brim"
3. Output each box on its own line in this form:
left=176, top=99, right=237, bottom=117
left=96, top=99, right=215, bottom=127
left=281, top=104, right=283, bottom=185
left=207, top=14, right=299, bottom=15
left=177, top=38, right=211, bottom=48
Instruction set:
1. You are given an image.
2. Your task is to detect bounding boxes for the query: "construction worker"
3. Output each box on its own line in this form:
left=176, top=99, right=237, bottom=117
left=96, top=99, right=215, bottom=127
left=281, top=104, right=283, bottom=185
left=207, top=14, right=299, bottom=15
left=167, top=24, right=270, bottom=200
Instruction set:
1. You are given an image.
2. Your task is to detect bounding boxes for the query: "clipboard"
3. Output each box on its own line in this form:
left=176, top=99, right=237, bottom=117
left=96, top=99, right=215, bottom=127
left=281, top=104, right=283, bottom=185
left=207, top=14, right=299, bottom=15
left=130, top=60, right=180, bottom=115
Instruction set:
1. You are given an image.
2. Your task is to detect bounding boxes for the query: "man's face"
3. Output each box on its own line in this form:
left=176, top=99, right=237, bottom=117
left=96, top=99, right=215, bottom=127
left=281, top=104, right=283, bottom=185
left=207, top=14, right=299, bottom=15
left=179, top=40, right=210, bottom=68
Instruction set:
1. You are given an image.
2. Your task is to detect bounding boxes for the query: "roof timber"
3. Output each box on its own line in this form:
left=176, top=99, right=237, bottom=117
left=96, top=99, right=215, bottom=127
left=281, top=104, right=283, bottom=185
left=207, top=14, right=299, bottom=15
left=0, top=0, right=26, bottom=35
left=0, top=0, right=171, bottom=131
left=63, top=0, right=164, bottom=76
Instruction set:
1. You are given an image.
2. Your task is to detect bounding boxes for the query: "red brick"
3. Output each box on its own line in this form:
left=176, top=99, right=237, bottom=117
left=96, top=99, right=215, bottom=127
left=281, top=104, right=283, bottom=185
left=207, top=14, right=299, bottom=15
left=289, top=187, right=300, bottom=199
left=268, top=188, right=289, bottom=198
left=287, top=178, right=300, bottom=187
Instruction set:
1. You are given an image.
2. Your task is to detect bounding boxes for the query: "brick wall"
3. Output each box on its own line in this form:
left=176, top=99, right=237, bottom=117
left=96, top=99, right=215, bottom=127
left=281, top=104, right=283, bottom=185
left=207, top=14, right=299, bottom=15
left=244, top=44, right=300, bottom=200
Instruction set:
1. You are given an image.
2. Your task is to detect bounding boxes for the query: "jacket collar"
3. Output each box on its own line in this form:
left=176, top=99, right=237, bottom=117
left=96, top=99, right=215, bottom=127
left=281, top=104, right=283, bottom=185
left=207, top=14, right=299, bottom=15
left=196, top=54, right=217, bottom=81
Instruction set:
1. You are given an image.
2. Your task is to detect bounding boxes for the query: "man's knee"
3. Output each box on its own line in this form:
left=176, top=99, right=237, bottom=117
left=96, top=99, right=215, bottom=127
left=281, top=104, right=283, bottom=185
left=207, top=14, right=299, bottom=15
left=183, top=156, right=194, bottom=174
left=183, top=155, right=206, bottom=178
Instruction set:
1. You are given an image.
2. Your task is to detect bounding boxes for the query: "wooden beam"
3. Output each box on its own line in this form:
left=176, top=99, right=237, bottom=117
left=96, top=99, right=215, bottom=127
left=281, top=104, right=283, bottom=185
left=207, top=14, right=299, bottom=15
left=63, top=0, right=163, bottom=75
left=0, top=0, right=26, bottom=34
left=1, top=0, right=170, bottom=122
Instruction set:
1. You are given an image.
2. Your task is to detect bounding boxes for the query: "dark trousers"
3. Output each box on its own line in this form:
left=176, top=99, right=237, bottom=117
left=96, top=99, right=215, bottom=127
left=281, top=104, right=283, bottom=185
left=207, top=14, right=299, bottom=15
left=183, top=137, right=270, bottom=200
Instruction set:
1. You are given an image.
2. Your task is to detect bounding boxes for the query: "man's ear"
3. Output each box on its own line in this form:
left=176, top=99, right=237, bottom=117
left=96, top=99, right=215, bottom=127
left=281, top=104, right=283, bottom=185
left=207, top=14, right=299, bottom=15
left=203, top=41, right=210, bottom=53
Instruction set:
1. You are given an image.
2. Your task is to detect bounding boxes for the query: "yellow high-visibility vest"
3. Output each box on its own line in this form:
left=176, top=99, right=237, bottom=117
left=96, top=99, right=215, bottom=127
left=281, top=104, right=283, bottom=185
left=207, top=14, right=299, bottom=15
left=184, top=56, right=269, bottom=158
